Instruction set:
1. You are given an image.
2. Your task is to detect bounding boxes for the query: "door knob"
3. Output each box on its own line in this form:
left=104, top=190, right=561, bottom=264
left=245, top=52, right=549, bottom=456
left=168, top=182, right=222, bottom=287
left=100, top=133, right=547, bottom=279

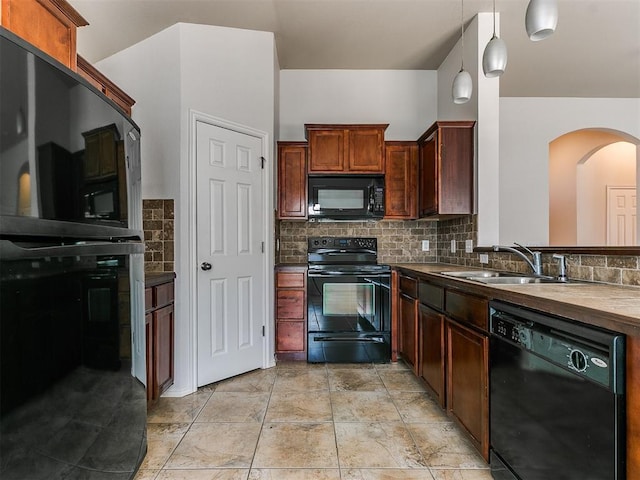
left=200, top=262, right=212, bottom=271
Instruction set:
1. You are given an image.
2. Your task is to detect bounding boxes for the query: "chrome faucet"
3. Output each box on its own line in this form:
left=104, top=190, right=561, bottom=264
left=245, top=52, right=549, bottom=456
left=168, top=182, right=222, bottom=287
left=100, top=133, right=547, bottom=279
left=492, top=243, right=543, bottom=276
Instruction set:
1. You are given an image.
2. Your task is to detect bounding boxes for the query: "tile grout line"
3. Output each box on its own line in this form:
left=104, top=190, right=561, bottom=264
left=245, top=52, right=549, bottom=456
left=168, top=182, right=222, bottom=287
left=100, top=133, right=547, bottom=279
left=245, top=368, right=277, bottom=477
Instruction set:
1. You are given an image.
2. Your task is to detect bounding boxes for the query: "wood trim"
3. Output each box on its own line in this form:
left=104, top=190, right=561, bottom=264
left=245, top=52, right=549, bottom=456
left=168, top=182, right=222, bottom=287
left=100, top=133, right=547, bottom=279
left=39, top=0, right=88, bottom=27
left=391, top=270, right=399, bottom=362
left=417, top=120, right=475, bottom=144
left=77, top=55, right=136, bottom=113
left=627, top=336, right=640, bottom=478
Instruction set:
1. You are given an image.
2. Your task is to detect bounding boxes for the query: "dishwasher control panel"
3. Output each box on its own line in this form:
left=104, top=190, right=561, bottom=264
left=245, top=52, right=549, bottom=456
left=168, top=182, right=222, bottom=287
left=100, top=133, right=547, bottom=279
left=492, top=312, right=532, bottom=349
left=490, top=301, right=625, bottom=394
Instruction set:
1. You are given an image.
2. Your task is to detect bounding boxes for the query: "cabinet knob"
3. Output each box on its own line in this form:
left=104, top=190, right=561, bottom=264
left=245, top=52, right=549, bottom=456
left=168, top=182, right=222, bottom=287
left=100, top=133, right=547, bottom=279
left=200, top=262, right=212, bottom=271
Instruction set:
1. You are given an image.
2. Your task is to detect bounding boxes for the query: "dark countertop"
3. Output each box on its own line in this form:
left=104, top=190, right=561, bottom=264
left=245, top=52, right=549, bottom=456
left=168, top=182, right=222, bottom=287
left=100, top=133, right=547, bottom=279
left=392, top=263, right=640, bottom=337
left=145, top=271, right=176, bottom=287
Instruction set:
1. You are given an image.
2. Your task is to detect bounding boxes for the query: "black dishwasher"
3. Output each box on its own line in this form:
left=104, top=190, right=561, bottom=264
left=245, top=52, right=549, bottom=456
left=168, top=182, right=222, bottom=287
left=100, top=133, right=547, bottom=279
left=489, top=301, right=625, bottom=480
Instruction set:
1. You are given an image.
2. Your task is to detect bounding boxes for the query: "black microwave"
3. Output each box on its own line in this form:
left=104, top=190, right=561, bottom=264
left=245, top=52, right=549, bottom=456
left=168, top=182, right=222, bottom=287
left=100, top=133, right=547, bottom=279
left=308, top=175, right=385, bottom=220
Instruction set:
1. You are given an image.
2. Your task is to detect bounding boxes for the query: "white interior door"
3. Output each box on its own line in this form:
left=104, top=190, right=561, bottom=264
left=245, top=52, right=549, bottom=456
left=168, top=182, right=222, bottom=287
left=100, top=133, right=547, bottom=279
left=607, top=186, right=637, bottom=246
left=196, top=121, right=265, bottom=387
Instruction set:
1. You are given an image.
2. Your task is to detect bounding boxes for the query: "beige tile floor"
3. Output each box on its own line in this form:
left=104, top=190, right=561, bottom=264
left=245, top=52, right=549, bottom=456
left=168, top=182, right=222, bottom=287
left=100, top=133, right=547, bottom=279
left=135, top=362, right=492, bottom=480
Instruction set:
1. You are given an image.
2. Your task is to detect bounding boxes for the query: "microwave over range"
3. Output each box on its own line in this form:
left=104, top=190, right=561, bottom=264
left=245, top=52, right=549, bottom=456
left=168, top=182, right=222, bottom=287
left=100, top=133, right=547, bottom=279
left=308, top=175, right=385, bottom=220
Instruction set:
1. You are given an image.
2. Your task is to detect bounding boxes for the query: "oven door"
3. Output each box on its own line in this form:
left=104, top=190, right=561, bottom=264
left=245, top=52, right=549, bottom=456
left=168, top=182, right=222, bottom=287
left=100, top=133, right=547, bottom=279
left=307, top=271, right=390, bottom=363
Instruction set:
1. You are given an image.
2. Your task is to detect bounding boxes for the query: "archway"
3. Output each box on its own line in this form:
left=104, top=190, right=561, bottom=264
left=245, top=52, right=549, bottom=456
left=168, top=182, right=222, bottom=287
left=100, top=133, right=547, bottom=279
left=549, top=129, right=639, bottom=246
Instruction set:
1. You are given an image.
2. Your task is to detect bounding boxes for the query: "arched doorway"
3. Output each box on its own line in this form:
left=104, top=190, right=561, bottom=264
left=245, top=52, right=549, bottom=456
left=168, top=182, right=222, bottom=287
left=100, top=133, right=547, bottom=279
left=549, top=129, right=639, bottom=246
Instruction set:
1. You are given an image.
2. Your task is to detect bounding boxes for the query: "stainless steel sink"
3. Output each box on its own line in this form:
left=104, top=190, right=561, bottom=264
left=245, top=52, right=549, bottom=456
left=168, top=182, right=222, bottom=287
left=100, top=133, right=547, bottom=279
left=469, top=276, right=559, bottom=284
left=440, top=270, right=501, bottom=278
left=441, top=270, right=581, bottom=285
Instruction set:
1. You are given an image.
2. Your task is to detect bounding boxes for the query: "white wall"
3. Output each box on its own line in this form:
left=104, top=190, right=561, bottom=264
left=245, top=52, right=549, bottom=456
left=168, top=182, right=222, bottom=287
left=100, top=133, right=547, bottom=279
left=437, top=13, right=499, bottom=247
left=98, top=23, right=277, bottom=397
left=499, top=98, right=640, bottom=246
left=279, top=70, right=437, bottom=141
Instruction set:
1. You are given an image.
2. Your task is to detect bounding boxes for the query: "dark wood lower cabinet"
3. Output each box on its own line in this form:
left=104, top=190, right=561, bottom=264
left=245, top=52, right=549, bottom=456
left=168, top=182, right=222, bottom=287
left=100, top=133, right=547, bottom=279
left=145, top=274, right=175, bottom=404
left=275, top=266, right=307, bottom=360
left=446, top=318, right=489, bottom=460
left=419, top=304, right=446, bottom=407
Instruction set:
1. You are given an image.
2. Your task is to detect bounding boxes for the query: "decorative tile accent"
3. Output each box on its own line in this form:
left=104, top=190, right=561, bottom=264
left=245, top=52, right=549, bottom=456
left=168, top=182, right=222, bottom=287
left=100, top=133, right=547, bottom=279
left=142, top=199, right=174, bottom=273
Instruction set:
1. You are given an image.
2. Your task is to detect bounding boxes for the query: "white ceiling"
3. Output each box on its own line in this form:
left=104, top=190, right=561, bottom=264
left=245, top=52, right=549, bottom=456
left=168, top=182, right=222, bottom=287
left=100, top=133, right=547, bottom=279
left=68, top=0, right=640, bottom=98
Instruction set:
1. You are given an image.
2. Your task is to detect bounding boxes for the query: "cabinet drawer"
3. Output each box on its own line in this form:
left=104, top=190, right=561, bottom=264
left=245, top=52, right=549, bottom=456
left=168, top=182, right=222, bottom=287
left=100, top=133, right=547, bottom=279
left=399, top=275, right=418, bottom=298
left=277, top=290, right=305, bottom=319
left=445, top=290, right=488, bottom=331
left=145, top=288, right=153, bottom=310
left=155, top=282, right=174, bottom=308
left=276, top=272, right=306, bottom=288
left=276, top=321, right=305, bottom=351
left=419, top=282, right=444, bottom=311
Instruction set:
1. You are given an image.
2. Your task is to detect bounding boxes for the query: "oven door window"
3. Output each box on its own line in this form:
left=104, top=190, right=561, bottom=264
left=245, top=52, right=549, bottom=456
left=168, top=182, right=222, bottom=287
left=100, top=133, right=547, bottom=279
left=323, top=282, right=374, bottom=317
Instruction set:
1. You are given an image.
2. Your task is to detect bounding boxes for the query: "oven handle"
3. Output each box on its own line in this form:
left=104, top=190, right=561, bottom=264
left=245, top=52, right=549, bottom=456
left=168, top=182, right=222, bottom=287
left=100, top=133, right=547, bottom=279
left=312, top=335, right=386, bottom=343
left=0, top=239, right=144, bottom=259
left=308, top=272, right=390, bottom=278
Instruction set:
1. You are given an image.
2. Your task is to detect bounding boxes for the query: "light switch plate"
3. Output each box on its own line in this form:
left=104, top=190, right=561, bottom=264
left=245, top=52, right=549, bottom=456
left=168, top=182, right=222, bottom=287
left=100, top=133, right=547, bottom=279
left=421, top=240, right=430, bottom=251
left=465, top=239, right=473, bottom=253
left=450, top=239, right=456, bottom=253
left=480, top=253, right=489, bottom=264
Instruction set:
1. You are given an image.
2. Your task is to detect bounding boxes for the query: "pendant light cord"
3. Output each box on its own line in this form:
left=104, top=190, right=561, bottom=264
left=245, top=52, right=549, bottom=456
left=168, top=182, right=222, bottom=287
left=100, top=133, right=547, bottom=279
left=460, top=0, right=465, bottom=69
left=492, top=0, right=497, bottom=36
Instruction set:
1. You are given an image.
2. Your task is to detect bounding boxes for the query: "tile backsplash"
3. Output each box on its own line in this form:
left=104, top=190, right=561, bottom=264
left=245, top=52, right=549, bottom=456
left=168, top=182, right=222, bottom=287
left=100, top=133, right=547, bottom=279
left=142, top=199, right=174, bottom=273
left=278, top=220, right=438, bottom=264
left=278, top=215, right=640, bottom=288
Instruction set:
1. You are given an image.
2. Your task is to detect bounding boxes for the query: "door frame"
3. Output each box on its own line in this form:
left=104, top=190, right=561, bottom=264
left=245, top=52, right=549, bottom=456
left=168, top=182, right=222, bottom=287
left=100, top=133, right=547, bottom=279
left=188, top=109, right=275, bottom=391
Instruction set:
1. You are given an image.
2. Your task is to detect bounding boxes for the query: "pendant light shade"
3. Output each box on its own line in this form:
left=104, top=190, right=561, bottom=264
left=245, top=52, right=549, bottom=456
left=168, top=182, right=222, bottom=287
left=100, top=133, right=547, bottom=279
left=483, top=35, right=508, bottom=77
left=482, top=0, right=507, bottom=77
left=452, top=69, right=473, bottom=104
left=525, top=0, right=558, bottom=41
left=452, top=0, right=472, bottom=104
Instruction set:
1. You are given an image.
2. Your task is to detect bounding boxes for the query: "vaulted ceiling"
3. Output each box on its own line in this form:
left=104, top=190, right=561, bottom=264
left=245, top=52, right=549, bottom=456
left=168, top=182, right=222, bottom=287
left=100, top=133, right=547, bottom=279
left=69, top=0, right=640, bottom=98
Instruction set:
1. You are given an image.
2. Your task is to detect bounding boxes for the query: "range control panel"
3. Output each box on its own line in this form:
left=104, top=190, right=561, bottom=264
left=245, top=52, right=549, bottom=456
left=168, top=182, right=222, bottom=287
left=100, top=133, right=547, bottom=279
left=308, top=237, right=377, bottom=251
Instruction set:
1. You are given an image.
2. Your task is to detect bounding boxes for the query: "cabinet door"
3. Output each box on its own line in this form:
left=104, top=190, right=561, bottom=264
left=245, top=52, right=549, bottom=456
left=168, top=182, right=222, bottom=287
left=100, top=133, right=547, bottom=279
left=348, top=127, right=385, bottom=173
left=419, top=134, right=438, bottom=216
left=419, top=305, right=445, bottom=407
left=82, top=127, right=118, bottom=180
left=308, top=129, right=346, bottom=172
left=446, top=319, right=489, bottom=460
left=277, top=143, right=308, bottom=219
left=276, top=321, right=305, bottom=352
left=438, top=126, right=475, bottom=214
left=0, top=0, right=87, bottom=70
left=153, top=304, right=174, bottom=397
left=399, top=294, right=418, bottom=369
left=145, top=312, right=154, bottom=403
left=385, top=142, right=418, bottom=218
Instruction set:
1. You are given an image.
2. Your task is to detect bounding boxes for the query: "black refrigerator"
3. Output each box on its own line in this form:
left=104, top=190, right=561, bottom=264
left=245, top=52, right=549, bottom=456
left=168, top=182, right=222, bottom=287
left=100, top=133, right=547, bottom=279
left=0, top=27, right=147, bottom=479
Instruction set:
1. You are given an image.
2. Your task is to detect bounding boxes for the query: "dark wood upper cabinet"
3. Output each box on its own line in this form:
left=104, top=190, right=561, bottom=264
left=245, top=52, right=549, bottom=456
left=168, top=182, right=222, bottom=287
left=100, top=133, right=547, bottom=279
left=384, top=141, right=418, bottom=219
left=418, top=121, right=475, bottom=217
left=305, top=124, right=388, bottom=174
left=277, top=142, right=308, bottom=220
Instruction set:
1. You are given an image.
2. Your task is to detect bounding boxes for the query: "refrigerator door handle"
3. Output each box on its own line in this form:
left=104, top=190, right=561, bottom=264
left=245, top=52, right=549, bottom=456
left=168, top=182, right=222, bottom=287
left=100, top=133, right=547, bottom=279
left=0, top=239, right=144, bottom=260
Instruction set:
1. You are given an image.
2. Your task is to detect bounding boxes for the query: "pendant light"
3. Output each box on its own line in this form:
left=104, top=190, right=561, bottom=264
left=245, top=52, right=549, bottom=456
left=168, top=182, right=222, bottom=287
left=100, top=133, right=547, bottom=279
left=452, top=0, right=472, bottom=104
left=525, top=0, right=558, bottom=41
left=482, top=0, right=507, bottom=77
